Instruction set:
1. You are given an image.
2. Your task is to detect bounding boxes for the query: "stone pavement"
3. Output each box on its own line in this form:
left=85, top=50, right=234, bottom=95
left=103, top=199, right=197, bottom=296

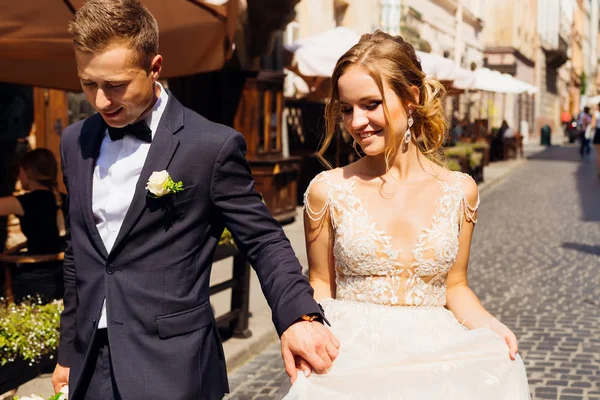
left=224, top=144, right=600, bottom=400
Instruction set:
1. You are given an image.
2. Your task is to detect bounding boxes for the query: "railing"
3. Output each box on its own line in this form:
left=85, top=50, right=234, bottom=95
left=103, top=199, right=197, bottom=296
left=211, top=245, right=252, bottom=339
left=1, top=243, right=253, bottom=339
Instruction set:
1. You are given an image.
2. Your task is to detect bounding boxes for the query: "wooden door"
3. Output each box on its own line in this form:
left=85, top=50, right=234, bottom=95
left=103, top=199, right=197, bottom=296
left=33, top=88, right=68, bottom=193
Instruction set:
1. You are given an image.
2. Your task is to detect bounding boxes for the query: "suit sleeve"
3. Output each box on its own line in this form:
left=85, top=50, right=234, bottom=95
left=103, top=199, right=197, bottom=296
left=57, top=135, right=77, bottom=366
left=210, top=132, right=322, bottom=336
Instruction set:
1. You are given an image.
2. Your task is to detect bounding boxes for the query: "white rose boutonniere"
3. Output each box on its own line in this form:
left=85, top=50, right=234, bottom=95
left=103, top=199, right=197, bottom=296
left=146, top=170, right=184, bottom=198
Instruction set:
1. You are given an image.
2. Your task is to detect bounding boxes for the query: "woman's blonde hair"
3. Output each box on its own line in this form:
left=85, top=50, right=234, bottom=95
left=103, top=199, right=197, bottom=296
left=321, top=30, right=447, bottom=169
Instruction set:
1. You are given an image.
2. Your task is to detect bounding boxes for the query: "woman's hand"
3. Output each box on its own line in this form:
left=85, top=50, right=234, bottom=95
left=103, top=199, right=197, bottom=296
left=488, top=318, right=518, bottom=360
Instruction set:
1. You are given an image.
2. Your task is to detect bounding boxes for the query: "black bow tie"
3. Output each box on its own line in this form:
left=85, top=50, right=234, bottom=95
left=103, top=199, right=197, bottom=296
left=107, top=120, right=152, bottom=143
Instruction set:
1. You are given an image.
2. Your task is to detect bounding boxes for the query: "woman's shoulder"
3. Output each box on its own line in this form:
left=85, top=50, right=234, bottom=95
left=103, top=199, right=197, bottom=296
left=447, top=170, right=479, bottom=208
left=306, top=168, right=340, bottom=199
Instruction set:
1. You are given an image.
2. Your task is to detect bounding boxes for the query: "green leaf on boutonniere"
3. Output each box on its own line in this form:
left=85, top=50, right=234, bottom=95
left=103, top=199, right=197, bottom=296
left=164, top=176, right=184, bottom=194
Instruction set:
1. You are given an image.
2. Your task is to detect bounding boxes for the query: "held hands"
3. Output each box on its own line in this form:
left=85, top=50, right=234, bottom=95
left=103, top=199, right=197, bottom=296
left=280, top=320, right=340, bottom=383
left=52, top=363, right=70, bottom=394
left=487, top=318, right=519, bottom=360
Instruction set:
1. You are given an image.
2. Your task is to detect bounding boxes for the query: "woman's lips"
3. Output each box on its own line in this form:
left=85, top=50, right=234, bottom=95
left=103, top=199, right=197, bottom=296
left=359, top=129, right=383, bottom=139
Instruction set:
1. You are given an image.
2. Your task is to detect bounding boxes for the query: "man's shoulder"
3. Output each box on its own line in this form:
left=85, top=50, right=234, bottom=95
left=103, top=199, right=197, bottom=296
left=182, top=106, right=237, bottom=135
left=180, top=105, right=242, bottom=146
left=62, top=113, right=102, bottom=141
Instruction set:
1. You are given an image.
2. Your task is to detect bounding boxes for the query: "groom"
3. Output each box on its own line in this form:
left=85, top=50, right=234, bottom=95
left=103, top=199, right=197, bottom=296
left=52, top=0, right=339, bottom=398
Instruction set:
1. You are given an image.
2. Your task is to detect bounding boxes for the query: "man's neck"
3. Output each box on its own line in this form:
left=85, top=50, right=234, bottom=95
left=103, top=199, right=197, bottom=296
left=136, top=82, right=161, bottom=123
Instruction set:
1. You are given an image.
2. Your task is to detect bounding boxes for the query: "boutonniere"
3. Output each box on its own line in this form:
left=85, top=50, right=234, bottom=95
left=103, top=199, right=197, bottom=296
left=146, top=170, right=184, bottom=198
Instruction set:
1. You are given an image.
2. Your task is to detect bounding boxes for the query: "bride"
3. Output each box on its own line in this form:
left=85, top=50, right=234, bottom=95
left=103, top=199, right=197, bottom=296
left=280, top=31, right=530, bottom=399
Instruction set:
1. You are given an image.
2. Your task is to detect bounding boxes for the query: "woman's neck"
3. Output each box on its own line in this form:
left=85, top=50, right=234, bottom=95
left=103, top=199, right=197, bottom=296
left=27, top=180, right=51, bottom=191
left=361, top=144, right=438, bottom=183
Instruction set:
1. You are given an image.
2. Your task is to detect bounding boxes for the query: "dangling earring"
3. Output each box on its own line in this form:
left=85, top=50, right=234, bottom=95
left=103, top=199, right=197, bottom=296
left=404, top=110, right=414, bottom=145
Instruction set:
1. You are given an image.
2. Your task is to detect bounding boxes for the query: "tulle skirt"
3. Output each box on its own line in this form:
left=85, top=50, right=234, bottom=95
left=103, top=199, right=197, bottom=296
left=280, top=298, right=530, bottom=400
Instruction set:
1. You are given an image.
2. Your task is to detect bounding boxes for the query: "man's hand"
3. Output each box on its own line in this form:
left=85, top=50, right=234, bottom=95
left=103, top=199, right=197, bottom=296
left=52, top=363, right=70, bottom=394
left=280, top=321, right=340, bottom=383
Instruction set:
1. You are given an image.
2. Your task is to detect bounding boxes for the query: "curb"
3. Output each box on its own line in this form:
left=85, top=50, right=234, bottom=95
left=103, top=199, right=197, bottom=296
left=478, top=158, right=526, bottom=196
left=223, top=310, right=278, bottom=373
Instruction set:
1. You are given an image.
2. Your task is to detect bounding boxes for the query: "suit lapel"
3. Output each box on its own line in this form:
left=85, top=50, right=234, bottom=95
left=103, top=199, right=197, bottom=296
left=78, top=114, right=109, bottom=259
left=109, top=93, right=183, bottom=256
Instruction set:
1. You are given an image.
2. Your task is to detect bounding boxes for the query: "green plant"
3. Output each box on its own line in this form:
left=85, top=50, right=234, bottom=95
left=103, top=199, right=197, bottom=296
left=471, top=141, right=490, bottom=150
left=14, top=393, right=66, bottom=400
left=444, top=146, right=470, bottom=158
left=469, top=152, right=484, bottom=169
left=0, top=299, right=63, bottom=366
left=446, top=159, right=462, bottom=172
left=218, top=228, right=235, bottom=247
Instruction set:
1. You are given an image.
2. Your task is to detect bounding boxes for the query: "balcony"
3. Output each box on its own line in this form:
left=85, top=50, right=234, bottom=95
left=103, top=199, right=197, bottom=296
left=543, top=36, right=569, bottom=69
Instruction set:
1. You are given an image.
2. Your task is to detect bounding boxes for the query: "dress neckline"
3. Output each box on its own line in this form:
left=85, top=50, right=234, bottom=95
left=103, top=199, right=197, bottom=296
left=340, top=174, right=461, bottom=263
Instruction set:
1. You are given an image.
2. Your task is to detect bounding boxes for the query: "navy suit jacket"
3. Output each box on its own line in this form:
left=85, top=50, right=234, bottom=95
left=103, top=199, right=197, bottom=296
left=58, top=93, right=322, bottom=399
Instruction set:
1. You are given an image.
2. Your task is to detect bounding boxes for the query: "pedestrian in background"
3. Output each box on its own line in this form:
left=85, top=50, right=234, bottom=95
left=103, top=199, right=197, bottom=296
left=578, top=106, right=592, bottom=158
left=0, top=148, right=65, bottom=303
left=589, top=103, right=600, bottom=176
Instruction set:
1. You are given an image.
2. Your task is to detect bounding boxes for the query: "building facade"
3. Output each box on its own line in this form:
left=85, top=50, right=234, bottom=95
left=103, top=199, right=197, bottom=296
left=401, top=0, right=485, bottom=68
left=535, top=0, right=572, bottom=137
left=481, top=0, right=537, bottom=135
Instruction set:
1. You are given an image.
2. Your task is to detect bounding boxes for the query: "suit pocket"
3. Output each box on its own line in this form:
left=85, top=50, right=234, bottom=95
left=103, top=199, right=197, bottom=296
left=173, top=184, right=198, bottom=205
left=156, top=301, right=213, bottom=339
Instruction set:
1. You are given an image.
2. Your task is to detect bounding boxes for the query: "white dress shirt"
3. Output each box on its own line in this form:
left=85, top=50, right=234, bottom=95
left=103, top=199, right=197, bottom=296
left=93, top=82, right=168, bottom=329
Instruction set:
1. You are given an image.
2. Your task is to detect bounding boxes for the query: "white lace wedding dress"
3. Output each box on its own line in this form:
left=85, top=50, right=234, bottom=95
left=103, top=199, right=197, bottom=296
left=280, top=170, right=530, bottom=400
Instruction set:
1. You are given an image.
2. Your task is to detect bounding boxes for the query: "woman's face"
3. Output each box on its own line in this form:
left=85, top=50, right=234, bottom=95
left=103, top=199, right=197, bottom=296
left=19, top=167, right=30, bottom=190
left=337, top=65, right=409, bottom=156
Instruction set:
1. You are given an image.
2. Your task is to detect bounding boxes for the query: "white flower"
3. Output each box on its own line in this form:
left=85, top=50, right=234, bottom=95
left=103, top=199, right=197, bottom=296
left=19, top=395, right=45, bottom=400
left=146, top=170, right=171, bottom=197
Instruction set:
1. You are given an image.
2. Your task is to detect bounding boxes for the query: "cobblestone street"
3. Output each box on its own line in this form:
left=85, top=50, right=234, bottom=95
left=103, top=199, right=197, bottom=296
left=225, top=146, right=600, bottom=400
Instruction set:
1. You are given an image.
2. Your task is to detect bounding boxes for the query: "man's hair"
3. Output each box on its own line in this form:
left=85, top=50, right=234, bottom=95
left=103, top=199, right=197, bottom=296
left=68, top=0, right=159, bottom=71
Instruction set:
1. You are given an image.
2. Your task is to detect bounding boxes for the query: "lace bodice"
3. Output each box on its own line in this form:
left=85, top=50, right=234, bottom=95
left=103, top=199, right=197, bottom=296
left=304, top=170, right=479, bottom=307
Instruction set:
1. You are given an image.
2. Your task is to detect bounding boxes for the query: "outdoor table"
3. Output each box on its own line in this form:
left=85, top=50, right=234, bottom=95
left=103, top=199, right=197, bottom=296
left=0, top=248, right=64, bottom=304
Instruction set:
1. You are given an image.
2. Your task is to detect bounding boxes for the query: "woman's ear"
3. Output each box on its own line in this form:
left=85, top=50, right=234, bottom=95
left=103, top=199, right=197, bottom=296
left=410, top=85, right=420, bottom=104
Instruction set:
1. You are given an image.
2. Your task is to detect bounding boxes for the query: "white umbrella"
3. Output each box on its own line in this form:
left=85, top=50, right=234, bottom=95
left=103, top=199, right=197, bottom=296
left=586, top=95, right=600, bottom=105
left=416, top=51, right=475, bottom=87
left=455, top=68, right=538, bottom=94
left=285, top=27, right=361, bottom=78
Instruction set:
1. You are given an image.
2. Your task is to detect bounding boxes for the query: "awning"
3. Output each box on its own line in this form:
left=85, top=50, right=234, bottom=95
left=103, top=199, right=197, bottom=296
left=416, top=51, right=475, bottom=88
left=454, top=68, right=539, bottom=94
left=0, top=0, right=238, bottom=91
left=284, top=27, right=538, bottom=96
left=285, top=27, right=361, bottom=78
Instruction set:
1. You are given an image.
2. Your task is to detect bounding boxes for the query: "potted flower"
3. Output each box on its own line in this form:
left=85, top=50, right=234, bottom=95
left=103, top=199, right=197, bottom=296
left=0, top=299, right=62, bottom=395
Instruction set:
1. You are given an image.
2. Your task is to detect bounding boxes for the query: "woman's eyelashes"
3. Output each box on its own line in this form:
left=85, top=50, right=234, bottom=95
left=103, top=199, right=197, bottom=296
left=340, top=101, right=381, bottom=114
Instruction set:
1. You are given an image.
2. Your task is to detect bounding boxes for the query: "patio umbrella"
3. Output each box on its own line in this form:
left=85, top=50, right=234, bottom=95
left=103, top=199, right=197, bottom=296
left=0, top=0, right=238, bottom=91
left=416, top=50, right=475, bottom=88
left=284, top=28, right=478, bottom=97
left=453, top=68, right=539, bottom=94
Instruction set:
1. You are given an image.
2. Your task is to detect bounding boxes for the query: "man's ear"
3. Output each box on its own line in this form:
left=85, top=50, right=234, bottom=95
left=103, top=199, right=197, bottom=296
left=149, top=54, right=162, bottom=80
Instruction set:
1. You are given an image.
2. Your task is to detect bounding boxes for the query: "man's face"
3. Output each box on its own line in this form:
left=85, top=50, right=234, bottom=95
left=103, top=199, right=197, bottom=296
left=75, top=43, right=162, bottom=128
